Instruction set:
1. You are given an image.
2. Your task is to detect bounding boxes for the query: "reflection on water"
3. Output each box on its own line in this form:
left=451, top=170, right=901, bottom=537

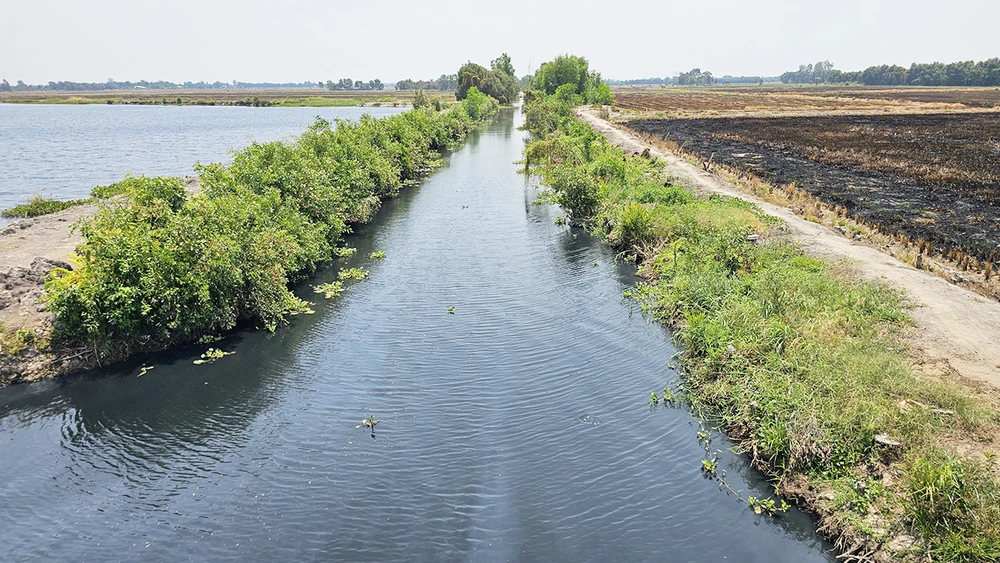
left=0, top=108, right=835, bottom=561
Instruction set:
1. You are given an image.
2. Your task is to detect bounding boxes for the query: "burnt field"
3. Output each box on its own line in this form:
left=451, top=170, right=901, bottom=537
left=627, top=113, right=1000, bottom=261
left=613, top=86, right=1000, bottom=117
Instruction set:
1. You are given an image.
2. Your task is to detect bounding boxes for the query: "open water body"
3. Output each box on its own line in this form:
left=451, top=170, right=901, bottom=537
left=0, top=108, right=836, bottom=561
left=0, top=104, right=404, bottom=217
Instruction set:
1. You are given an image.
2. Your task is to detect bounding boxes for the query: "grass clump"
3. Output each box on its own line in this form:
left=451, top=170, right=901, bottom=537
left=1, top=195, right=90, bottom=218
left=523, top=87, right=1000, bottom=560
left=43, top=95, right=499, bottom=357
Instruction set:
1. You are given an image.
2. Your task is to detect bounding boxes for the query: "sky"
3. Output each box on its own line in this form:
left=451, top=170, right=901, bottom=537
left=2, top=0, right=998, bottom=84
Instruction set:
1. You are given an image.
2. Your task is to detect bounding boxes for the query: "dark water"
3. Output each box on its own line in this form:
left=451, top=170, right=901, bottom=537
left=0, top=104, right=404, bottom=218
left=0, top=109, right=836, bottom=562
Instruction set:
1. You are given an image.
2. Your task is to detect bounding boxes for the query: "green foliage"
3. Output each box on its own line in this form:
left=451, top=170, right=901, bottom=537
left=456, top=55, right=519, bottom=104
left=44, top=100, right=498, bottom=354
left=92, top=175, right=158, bottom=199
left=313, top=281, right=345, bottom=299
left=904, top=450, right=1000, bottom=561
left=461, top=87, right=499, bottom=121
left=337, top=267, right=368, bottom=281
left=2, top=195, right=90, bottom=218
left=412, top=89, right=429, bottom=109
left=369, top=250, right=385, bottom=259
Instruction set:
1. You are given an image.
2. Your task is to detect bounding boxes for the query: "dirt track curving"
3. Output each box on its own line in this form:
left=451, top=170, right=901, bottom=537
left=578, top=108, right=1000, bottom=390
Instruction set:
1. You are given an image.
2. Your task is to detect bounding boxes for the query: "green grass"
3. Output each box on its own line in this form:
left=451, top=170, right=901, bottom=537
left=1, top=195, right=90, bottom=218
left=523, top=99, right=1000, bottom=560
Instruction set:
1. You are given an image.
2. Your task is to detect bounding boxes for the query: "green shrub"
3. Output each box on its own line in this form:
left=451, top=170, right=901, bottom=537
left=1, top=195, right=90, bottom=218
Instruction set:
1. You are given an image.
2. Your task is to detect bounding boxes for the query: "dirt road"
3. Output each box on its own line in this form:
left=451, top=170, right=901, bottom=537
left=578, top=108, right=1000, bottom=389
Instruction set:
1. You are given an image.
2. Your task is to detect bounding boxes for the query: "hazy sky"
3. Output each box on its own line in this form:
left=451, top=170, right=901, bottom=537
left=2, top=0, right=998, bottom=84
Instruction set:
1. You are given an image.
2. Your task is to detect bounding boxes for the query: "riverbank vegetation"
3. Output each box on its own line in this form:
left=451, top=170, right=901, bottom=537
left=522, top=58, right=1000, bottom=562
left=41, top=85, right=499, bottom=360
left=1, top=195, right=90, bottom=218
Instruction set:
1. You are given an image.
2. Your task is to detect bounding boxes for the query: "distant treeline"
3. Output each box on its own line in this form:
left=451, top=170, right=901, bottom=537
left=0, top=78, right=387, bottom=92
left=0, top=79, right=336, bottom=92
left=781, top=58, right=1000, bottom=86
left=394, top=75, right=458, bottom=91
left=606, top=73, right=780, bottom=86
left=325, top=79, right=384, bottom=91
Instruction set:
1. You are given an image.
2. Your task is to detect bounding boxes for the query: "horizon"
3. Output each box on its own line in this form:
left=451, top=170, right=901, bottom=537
left=3, top=0, right=998, bottom=85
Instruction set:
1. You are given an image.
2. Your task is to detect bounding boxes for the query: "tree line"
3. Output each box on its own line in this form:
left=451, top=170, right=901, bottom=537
left=325, top=79, right=384, bottom=91
left=0, top=79, right=340, bottom=92
left=780, top=58, right=1000, bottom=86
left=393, top=75, right=458, bottom=91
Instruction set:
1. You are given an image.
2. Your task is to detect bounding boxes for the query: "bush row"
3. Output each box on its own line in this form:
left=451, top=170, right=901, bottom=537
left=44, top=88, right=499, bottom=352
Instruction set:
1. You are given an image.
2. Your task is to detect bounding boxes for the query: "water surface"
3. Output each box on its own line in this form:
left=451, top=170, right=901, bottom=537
left=0, top=104, right=404, bottom=215
left=0, top=108, right=836, bottom=561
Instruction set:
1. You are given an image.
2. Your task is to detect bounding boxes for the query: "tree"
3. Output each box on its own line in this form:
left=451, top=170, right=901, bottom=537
left=491, top=53, right=515, bottom=78
left=0, top=79, right=10, bottom=92
left=456, top=57, right=519, bottom=103
left=532, top=55, right=590, bottom=95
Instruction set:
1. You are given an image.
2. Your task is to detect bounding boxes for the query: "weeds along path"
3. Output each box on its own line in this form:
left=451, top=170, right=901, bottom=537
left=578, top=108, right=1000, bottom=390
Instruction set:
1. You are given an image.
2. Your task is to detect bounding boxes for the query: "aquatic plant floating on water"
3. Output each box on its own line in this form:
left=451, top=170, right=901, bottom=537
left=356, top=415, right=381, bottom=429
left=193, top=348, right=234, bottom=365
left=313, top=281, right=345, bottom=299
left=338, top=267, right=369, bottom=282
left=369, top=250, right=386, bottom=260
left=446, top=306, right=455, bottom=314
left=335, top=247, right=358, bottom=258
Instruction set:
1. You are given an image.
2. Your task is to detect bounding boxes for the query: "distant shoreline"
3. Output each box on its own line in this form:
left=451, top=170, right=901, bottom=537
left=0, top=88, right=455, bottom=107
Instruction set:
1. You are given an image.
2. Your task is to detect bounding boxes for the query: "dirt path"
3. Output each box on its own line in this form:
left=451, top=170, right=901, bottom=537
left=578, top=108, right=1000, bottom=389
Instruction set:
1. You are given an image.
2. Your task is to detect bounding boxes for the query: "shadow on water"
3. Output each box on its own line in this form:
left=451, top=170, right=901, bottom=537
left=0, top=107, right=837, bottom=562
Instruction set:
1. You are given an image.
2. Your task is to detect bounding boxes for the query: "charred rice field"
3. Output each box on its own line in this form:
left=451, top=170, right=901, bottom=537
left=613, top=86, right=1000, bottom=117
left=626, top=112, right=1000, bottom=263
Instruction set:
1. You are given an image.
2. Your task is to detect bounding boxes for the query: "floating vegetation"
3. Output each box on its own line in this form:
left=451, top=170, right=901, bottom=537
left=338, top=267, right=369, bottom=282
left=313, top=281, right=345, bottom=299
left=197, top=334, right=221, bottom=344
left=446, top=306, right=455, bottom=314
left=369, top=250, right=386, bottom=260
left=554, top=216, right=567, bottom=226
left=356, top=415, right=381, bottom=429
left=335, top=247, right=358, bottom=258
left=193, top=348, right=234, bottom=365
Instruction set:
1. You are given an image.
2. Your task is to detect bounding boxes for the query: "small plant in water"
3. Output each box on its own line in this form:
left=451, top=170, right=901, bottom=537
left=369, top=250, right=386, bottom=260
left=313, top=281, right=345, bottom=299
left=702, top=457, right=719, bottom=474
left=747, top=496, right=790, bottom=516
left=193, top=348, right=234, bottom=365
left=446, top=306, right=455, bottom=314
left=197, top=334, right=221, bottom=344
left=661, top=387, right=675, bottom=403
left=335, top=247, right=358, bottom=258
left=649, top=392, right=659, bottom=405
left=338, top=267, right=369, bottom=281
left=554, top=216, right=567, bottom=226
left=356, top=415, right=381, bottom=429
